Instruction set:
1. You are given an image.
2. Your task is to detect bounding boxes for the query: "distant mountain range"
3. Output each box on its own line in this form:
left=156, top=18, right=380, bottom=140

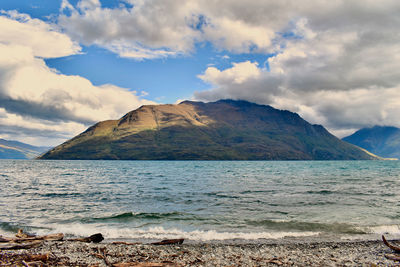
left=343, top=126, right=400, bottom=159
left=0, top=139, right=50, bottom=159
left=39, top=100, right=377, bottom=160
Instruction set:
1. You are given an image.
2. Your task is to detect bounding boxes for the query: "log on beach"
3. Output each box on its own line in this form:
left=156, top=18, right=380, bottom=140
left=16, top=229, right=36, bottom=238
left=0, top=252, right=55, bottom=266
left=68, top=233, right=104, bottom=243
left=0, top=233, right=64, bottom=243
left=0, top=240, right=44, bottom=250
left=0, top=230, right=64, bottom=251
left=112, top=241, right=142, bottom=245
left=385, top=254, right=400, bottom=261
left=113, top=262, right=182, bottom=267
left=382, top=235, right=400, bottom=253
left=382, top=235, right=400, bottom=262
left=151, top=239, right=184, bottom=245
left=0, top=230, right=104, bottom=245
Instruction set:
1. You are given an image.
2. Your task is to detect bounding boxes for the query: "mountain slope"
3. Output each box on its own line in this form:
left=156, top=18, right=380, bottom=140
left=343, top=126, right=400, bottom=159
left=0, top=139, right=50, bottom=159
left=40, top=100, right=377, bottom=160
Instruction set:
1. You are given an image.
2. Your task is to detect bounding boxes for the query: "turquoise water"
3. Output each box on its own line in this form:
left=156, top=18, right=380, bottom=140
left=0, top=160, right=400, bottom=242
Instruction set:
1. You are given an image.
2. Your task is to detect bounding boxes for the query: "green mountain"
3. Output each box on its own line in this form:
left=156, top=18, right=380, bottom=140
left=343, top=126, right=400, bottom=159
left=40, top=100, right=377, bottom=160
left=0, top=139, right=50, bottom=159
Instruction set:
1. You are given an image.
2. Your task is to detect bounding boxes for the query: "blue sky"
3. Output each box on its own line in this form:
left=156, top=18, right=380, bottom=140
left=45, top=43, right=270, bottom=104
left=0, top=0, right=399, bottom=145
left=1, top=0, right=271, bottom=104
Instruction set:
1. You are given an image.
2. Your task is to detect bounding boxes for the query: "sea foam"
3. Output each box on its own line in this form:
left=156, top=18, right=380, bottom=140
left=34, top=223, right=320, bottom=241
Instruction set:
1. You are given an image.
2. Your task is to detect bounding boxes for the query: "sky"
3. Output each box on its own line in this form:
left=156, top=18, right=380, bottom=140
left=0, top=0, right=399, bottom=146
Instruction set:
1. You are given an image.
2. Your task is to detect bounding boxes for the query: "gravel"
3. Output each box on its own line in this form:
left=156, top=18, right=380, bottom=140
left=1, top=238, right=400, bottom=266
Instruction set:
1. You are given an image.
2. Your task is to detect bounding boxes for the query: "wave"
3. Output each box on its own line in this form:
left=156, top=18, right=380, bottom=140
left=38, top=192, right=83, bottom=198
left=246, top=219, right=366, bottom=234
left=361, top=225, right=400, bottom=235
left=34, top=224, right=320, bottom=241
left=0, top=220, right=55, bottom=236
left=0, top=221, right=21, bottom=235
left=306, top=190, right=334, bottom=195
left=87, top=212, right=196, bottom=222
left=339, top=224, right=400, bottom=240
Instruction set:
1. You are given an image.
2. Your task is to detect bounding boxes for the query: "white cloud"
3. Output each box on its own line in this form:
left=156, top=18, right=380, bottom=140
left=0, top=12, right=153, bottom=145
left=0, top=107, right=86, bottom=146
left=2, top=0, right=400, bottom=141
left=56, top=0, right=400, bottom=135
left=198, top=61, right=261, bottom=85
left=201, top=17, right=274, bottom=53
left=57, top=0, right=306, bottom=59
left=195, top=14, right=400, bottom=136
left=0, top=10, right=81, bottom=58
left=196, top=57, right=400, bottom=137
left=188, top=0, right=400, bottom=136
left=57, top=0, right=400, bottom=61
left=59, top=0, right=200, bottom=59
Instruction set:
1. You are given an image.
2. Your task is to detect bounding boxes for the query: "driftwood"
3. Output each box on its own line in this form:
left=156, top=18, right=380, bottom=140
left=151, top=239, right=184, bottom=245
left=0, top=252, right=59, bottom=266
left=385, top=254, right=400, bottom=261
left=68, top=233, right=104, bottom=243
left=113, top=263, right=181, bottom=267
left=99, top=247, right=112, bottom=266
left=22, top=259, right=48, bottom=267
left=0, top=230, right=103, bottom=249
left=0, top=233, right=64, bottom=243
left=112, top=241, right=142, bottom=245
left=266, top=258, right=284, bottom=265
left=382, top=235, right=400, bottom=253
left=16, top=229, right=36, bottom=238
left=25, top=253, right=50, bottom=261
left=0, top=240, right=44, bottom=250
left=0, top=236, right=10, bottom=242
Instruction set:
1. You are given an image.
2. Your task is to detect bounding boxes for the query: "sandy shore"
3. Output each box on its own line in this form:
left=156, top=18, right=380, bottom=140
left=1, top=238, right=400, bottom=266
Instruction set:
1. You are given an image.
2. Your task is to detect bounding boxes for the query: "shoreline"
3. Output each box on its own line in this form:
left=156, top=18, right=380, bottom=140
left=2, top=237, right=399, bottom=266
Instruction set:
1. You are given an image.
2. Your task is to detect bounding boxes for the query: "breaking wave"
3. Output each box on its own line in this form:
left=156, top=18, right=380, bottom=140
left=33, top=223, right=320, bottom=241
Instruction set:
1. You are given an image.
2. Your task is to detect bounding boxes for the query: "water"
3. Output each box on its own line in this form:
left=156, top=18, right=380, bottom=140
left=1, top=160, right=400, bottom=242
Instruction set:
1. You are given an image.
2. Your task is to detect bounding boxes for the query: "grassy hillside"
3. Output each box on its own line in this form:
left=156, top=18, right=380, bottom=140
left=40, top=100, right=377, bottom=160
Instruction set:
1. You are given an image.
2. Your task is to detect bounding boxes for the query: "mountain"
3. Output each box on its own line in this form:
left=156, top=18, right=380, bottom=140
left=343, top=126, right=400, bottom=159
left=40, top=100, right=377, bottom=160
left=0, top=139, right=50, bottom=159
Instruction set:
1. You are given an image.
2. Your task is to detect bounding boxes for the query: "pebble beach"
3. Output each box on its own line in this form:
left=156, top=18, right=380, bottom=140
left=2, top=238, right=400, bottom=266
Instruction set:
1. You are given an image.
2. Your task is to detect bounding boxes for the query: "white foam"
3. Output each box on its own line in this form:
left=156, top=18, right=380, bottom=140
left=363, top=225, right=400, bottom=235
left=34, top=223, right=320, bottom=241
left=0, top=228, right=12, bottom=236
left=340, top=225, right=400, bottom=241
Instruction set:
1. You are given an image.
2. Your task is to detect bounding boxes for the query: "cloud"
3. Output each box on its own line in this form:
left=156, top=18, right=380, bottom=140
left=194, top=1, right=400, bottom=136
left=3, top=0, right=400, bottom=141
left=0, top=107, right=86, bottom=146
left=57, top=0, right=400, bottom=61
left=201, top=16, right=275, bottom=53
left=198, top=61, right=261, bottom=85
left=0, top=12, right=153, bottom=146
left=58, top=0, right=306, bottom=59
left=56, top=0, right=400, bottom=135
left=195, top=61, right=282, bottom=104
left=0, top=10, right=81, bottom=58
left=58, top=0, right=200, bottom=59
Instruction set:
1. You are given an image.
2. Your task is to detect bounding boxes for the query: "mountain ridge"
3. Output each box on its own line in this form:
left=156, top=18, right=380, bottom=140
left=343, top=126, right=400, bottom=159
left=40, top=99, right=378, bottom=160
left=0, top=139, right=50, bottom=159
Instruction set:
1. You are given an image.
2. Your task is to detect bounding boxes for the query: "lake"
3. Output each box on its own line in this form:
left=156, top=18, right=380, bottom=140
left=1, top=160, right=399, bottom=242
